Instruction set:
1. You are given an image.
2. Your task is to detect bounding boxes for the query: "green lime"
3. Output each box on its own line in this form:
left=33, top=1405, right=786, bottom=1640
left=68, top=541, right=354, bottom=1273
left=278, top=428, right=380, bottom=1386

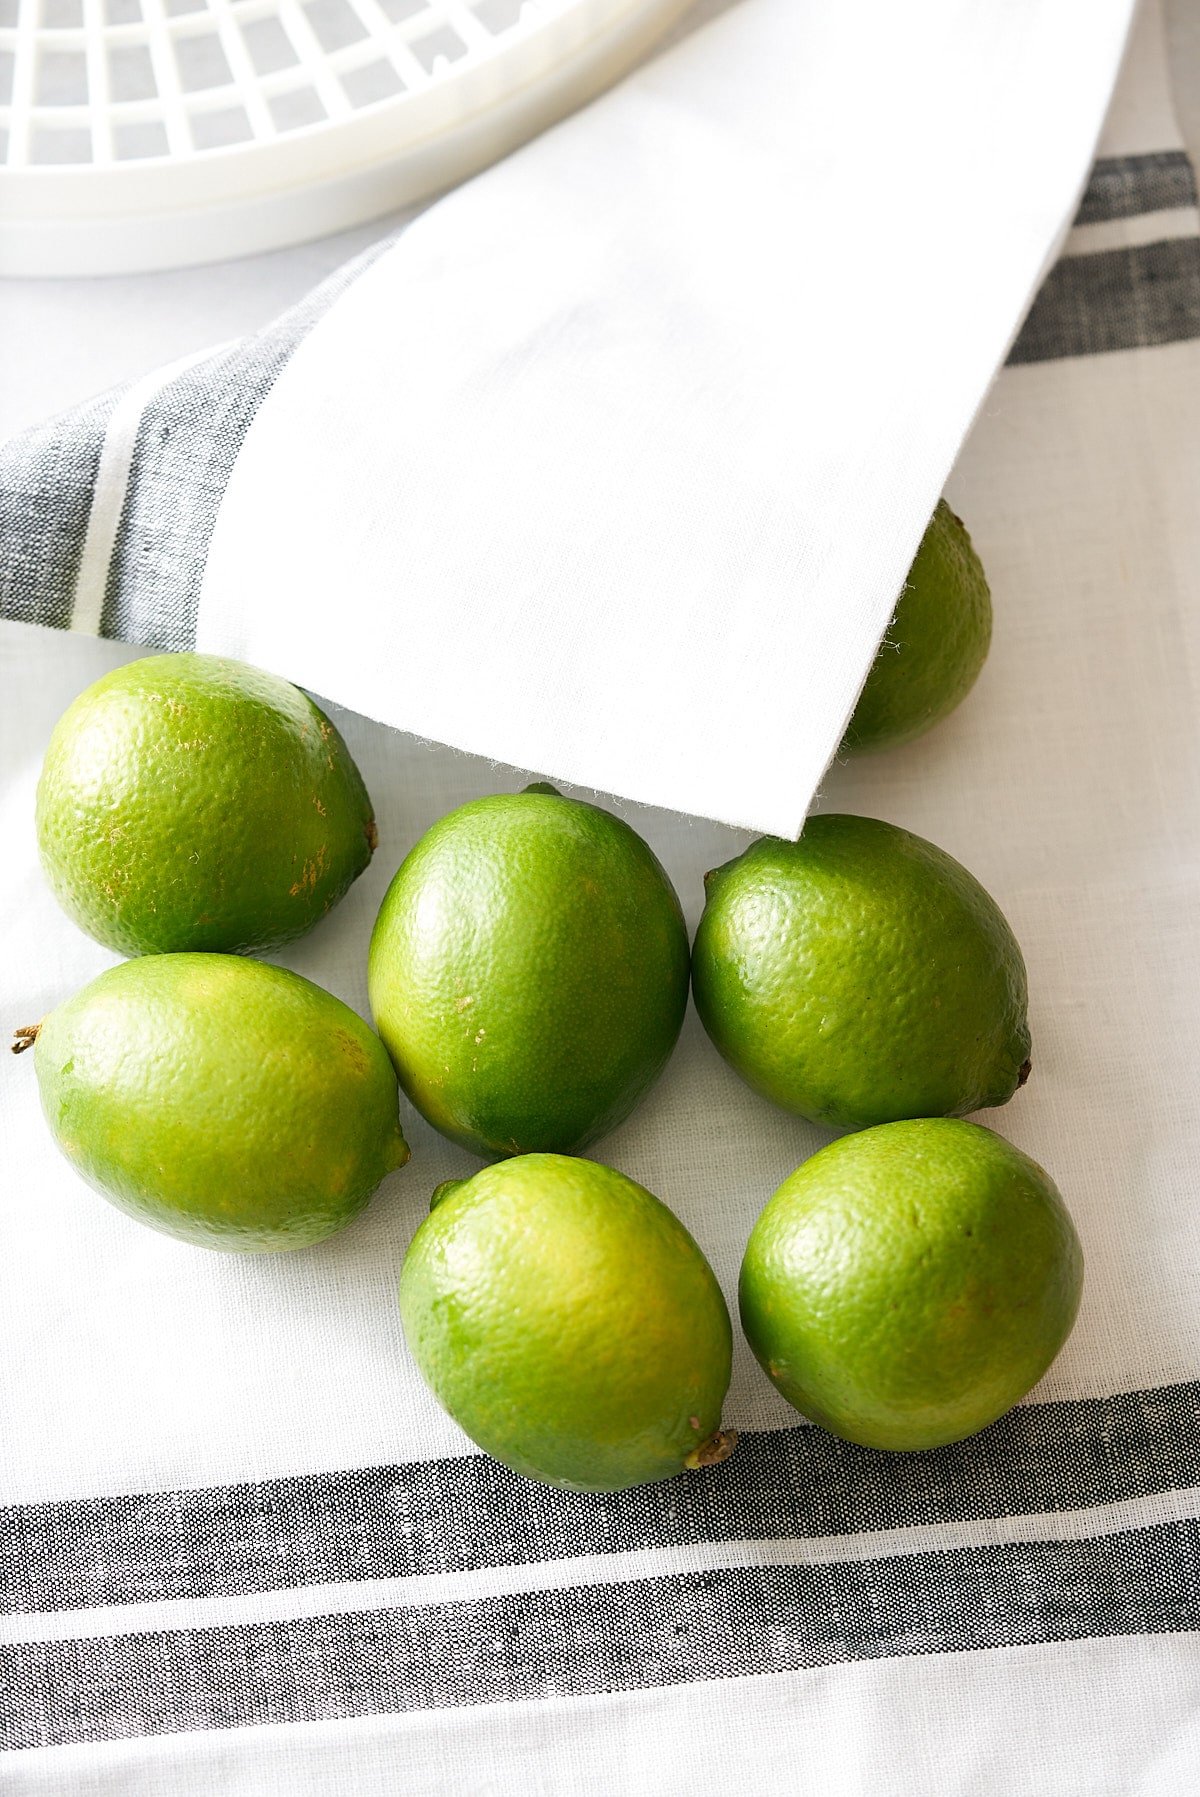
left=692, top=813, right=1030, bottom=1129
left=368, top=788, right=690, bottom=1158
left=23, top=955, right=408, bottom=1250
left=739, top=1119, right=1083, bottom=1449
left=36, top=653, right=376, bottom=956
left=843, top=500, right=992, bottom=755
left=400, top=1154, right=735, bottom=1490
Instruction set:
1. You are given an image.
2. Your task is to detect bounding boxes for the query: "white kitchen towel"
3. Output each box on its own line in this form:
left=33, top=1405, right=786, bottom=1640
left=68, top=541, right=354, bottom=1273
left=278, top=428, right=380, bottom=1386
left=0, top=0, right=1139, bottom=835
left=4, top=0, right=1200, bottom=1790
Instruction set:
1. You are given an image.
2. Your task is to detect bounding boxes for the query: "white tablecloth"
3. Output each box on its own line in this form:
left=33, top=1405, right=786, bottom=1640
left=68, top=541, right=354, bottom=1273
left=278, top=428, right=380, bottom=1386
left=2, top=0, right=1199, bottom=1790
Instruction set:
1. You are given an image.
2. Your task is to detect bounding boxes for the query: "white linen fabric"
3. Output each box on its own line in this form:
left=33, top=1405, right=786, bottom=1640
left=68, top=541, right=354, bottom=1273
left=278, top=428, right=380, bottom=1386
left=3, top=0, right=1200, bottom=1789
left=1, top=0, right=1138, bottom=837
left=197, top=0, right=1137, bottom=837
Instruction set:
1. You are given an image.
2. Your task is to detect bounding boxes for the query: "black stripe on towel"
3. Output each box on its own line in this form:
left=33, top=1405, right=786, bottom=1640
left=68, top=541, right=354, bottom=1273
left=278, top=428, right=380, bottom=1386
left=4, top=1517, right=1197, bottom=1750
left=5, top=1380, right=1198, bottom=1616
left=101, top=235, right=396, bottom=652
left=1008, top=235, right=1200, bottom=364
left=1075, top=150, right=1198, bottom=226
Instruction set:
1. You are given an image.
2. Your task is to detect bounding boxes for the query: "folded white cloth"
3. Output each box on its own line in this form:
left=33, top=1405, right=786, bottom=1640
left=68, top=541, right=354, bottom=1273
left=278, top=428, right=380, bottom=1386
left=198, top=0, right=1136, bottom=835
left=1, top=0, right=1136, bottom=835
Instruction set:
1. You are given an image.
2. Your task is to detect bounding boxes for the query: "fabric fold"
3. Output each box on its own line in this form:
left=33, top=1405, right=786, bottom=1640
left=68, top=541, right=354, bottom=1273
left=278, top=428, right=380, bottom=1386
left=0, top=0, right=1139, bottom=834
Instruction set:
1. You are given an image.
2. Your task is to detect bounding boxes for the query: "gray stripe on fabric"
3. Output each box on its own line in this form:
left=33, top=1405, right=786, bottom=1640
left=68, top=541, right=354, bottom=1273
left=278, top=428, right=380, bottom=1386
left=0, top=386, right=123, bottom=631
left=4, top=1379, right=1198, bottom=1616
left=3, top=1518, right=1197, bottom=1750
left=1075, top=149, right=1198, bottom=225
left=1008, top=234, right=1200, bottom=364
left=101, top=234, right=397, bottom=651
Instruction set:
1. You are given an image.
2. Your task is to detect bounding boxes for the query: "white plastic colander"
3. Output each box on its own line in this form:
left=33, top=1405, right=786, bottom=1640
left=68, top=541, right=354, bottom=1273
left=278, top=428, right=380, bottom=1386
left=0, top=0, right=691, bottom=276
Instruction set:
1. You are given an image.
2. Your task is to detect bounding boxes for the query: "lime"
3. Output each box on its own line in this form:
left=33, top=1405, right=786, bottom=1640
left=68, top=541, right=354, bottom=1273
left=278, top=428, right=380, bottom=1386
left=739, top=1119, right=1083, bottom=1449
left=36, top=653, right=376, bottom=955
left=400, top=1154, right=735, bottom=1490
left=692, top=813, right=1030, bottom=1129
left=22, top=954, right=408, bottom=1250
left=844, top=500, right=992, bottom=754
left=368, top=788, right=690, bottom=1158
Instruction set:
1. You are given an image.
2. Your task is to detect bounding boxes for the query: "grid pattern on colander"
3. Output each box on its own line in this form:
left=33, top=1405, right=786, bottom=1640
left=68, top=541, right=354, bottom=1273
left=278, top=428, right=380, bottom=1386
left=0, top=0, right=561, bottom=166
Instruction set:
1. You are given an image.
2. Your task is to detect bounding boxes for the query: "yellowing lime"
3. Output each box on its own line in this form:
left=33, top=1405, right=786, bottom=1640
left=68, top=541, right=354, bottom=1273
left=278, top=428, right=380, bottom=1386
left=37, top=653, right=376, bottom=955
left=369, top=788, right=690, bottom=1158
left=28, top=954, right=408, bottom=1250
left=400, top=1154, right=735, bottom=1490
left=844, top=500, right=992, bottom=754
left=740, top=1119, right=1083, bottom=1449
left=692, top=814, right=1030, bottom=1129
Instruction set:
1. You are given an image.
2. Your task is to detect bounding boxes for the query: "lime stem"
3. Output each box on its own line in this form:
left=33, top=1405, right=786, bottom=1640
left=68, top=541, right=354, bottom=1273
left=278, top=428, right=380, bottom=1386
left=11, top=1023, right=40, bottom=1056
left=685, top=1428, right=738, bottom=1471
left=1017, top=1058, right=1032, bottom=1089
left=521, top=781, right=562, bottom=797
